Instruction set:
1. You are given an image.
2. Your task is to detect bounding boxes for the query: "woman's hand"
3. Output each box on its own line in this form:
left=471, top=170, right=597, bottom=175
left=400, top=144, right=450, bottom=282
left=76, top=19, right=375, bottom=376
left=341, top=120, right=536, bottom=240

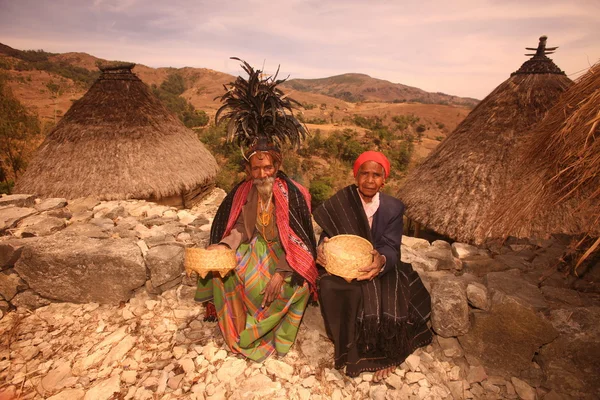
left=357, top=249, right=385, bottom=281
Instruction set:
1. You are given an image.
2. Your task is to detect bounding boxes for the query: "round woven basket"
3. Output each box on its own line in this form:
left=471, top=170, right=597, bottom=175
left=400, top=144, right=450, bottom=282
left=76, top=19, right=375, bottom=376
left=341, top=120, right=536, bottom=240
left=184, top=247, right=237, bottom=278
left=324, top=234, right=373, bottom=282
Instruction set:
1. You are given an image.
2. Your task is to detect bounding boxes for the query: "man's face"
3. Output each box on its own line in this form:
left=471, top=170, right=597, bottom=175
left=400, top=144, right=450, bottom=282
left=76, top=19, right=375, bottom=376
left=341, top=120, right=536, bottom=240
left=356, top=161, right=385, bottom=200
left=248, top=153, right=276, bottom=180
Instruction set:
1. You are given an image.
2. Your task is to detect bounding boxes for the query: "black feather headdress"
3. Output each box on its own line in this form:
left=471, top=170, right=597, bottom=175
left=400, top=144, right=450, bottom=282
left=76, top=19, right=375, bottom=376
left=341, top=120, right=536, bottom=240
left=215, top=57, right=308, bottom=158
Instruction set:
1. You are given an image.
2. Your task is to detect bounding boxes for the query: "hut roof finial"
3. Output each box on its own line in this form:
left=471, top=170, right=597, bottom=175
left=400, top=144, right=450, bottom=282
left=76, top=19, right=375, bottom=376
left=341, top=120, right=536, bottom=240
left=512, top=35, right=565, bottom=76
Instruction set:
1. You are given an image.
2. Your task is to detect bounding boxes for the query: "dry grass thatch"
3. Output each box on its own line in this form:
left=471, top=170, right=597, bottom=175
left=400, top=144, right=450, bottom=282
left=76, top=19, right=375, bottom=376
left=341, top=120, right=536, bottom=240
left=398, top=40, right=572, bottom=245
left=15, top=65, right=219, bottom=206
left=485, top=62, right=600, bottom=242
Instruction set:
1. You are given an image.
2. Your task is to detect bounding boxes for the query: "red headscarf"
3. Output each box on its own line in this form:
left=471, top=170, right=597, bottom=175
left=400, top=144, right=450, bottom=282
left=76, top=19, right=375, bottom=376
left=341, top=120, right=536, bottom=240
left=353, top=151, right=391, bottom=178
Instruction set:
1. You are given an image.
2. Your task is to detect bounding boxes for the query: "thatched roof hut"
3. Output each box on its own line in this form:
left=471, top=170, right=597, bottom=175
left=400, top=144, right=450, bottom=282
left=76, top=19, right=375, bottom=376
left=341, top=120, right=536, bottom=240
left=485, top=62, right=600, bottom=241
left=15, top=64, right=219, bottom=208
left=398, top=36, right=573, bottom=244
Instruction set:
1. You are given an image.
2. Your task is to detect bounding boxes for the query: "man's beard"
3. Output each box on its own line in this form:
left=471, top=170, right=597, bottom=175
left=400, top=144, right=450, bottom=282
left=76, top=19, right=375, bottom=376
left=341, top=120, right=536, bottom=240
left=254, top=177, right=275, bottom=202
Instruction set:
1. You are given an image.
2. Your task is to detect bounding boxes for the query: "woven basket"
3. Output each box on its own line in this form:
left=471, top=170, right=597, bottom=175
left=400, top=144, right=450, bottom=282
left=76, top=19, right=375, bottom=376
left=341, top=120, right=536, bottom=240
left=324, top=234, right=373, bottom=282
left=184, top=247, right=236, bottom=279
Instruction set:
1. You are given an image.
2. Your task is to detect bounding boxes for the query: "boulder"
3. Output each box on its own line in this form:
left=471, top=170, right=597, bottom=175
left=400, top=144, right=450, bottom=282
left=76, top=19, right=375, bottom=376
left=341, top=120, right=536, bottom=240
left=0, top=269, right=27, bottom=300
left=62, top=223, right=110, bottom=239
left=35, top=198, right=68, bottom=212
left=146, top=245, right=184, bottom=288
left=66, top=197, right=100, bottom=214
left=541, top=286, right=587, bottom=307
left=486, top=269, right=548, bottom=311
left=14, top=233, right=145, bottom=303
left=0, top=240, right=28, bottom=270
left=15, top=214, right=66, bottom=237
left=431, top=280, right=470, bottom=337
left=461, top=255, right=509, bottom=277
left=452, top=242, right=487, bottom=259
left=457, top=299, right=558, bottom=377
left=466, top=283, right=490, bottom=311
left=537, top=307, right=600, bottom=398
left=423, top=246, right=457, bottom=271
left=11, top=289, right=51, bottom=309
left=401, top=246, right=439, bottom=272
left=402, top=236, right=430, bottom=249
left=0, top=206, right=37, bottom=232
left=0, top=194, right=36, bottom=208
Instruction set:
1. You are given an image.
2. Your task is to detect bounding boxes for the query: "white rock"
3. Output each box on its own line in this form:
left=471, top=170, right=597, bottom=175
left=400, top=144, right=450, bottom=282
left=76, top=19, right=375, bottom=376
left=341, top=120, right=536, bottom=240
left=173, top=346, right=187, bottom=359
left=405, top=371, right=426, bottom=384
left=265, top=359, right=294, bottom=381
left=39, top=361, right=73, bottom=394
left=402, top=236, right=430, bottom=249
left=179, top=358, right=196, bottom=374
left=451, top=242, right=485, bottom=259
left=84, top=374, right=121, bottom=400
left=387, top=373, right=403, bottom=390
left=216, top=359, right=246, bottom=383
left=177, top=210, right=197, bottom=225
left=405, top=354, right=421, bottom=371
left=122, top=370, right=137, bottom=384
left=103, top=335, right=137, bottom=366
left=212, top=349, right=227, bottom=362
left=301, top=375, right=316, bottom=388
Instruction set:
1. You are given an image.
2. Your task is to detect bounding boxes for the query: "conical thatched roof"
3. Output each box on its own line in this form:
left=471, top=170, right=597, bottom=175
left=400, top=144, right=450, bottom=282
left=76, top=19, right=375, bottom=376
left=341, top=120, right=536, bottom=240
left=15, top=64, right=219, bottom=207
left=398, top=36, right=573, bottom=244
left=485, top=62, right=600, bottom=240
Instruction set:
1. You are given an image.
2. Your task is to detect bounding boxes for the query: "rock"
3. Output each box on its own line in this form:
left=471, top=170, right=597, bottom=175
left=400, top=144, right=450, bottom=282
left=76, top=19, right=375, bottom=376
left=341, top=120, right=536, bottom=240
left=0, top=194, right=36, bottom=208
left=466, top=283, right=490, bottom=311
left=47, top=389, right=86, bottom=400
left=179, top=358, right=195, bottom=374
left=11, top=289, right=51, bottom=309
left=15, top=214, right=66, bottom=237
left=103, top=206, right=128, bottom=220
left=265, top=358, right=294, bottom=381
left=103, top=335, right=137, bottom=366
left=401, top=246, right=439, bottom=272
left=405, top=354, right=420, bottom=372
left=0, top=240, right=26, bottom=269
left=89, top=217, right=115, bottom=231
left=0, top=269, right=27, bottom=300
left=461, top=255, right=509, bottom=276
left=216, top=358, right=246, bottom=382
left=541, top=286, right=586, bottom=307
left=68, top=197, right=100, bottom=214
left=0, top=206, right=37, bottom=232
left=62, top=223, right=110, bottom=238
left=466, top=365, right=487, bottom=384
left=510, top=377, right=536, bottom=400
left=452, top=242, right=486, bottom=259
left=537, top=307, right=600, bottom=396
left=301, top=303, right=328, bottom=338
left=437, top=336, right=464, bottom=358
left=177, top=210, right=197, bottom=225
left=38, top=361, right=73, bottom=395
left=402, top=236, right=430, bottom=249
left=299, top=329, right=334, bottom=367
left=405, top=371, right=426, bottom=384
left=431, top=280, right=470, bottom=337
left=14, top=233, right=146, bottom=304
left=35, top=198, right=68, bottom=212
left=457, top=301, right=558, bottom=377
left=84, top=374, right=121, bottom=400
left=146, top=245, right=184, bottom=288
left=387, top=373, right=403, bottom=389
left=232, top=373, right=281, bottom=399
left=122, top=370, right=137, bottom=384
left=447, top=380, right=467, bottom=399
left=486, top=269, right=548, bottom=311
left=423, top=246, right=456, bottom=270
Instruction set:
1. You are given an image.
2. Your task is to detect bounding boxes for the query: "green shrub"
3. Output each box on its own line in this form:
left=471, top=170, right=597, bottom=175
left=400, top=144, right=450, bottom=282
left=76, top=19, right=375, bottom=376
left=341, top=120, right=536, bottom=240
left=309, top=180, right=333, bottom=208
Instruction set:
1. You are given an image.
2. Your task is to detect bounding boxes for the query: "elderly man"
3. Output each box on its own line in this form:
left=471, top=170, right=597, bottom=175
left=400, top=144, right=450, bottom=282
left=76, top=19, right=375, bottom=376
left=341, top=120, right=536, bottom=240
left=314, top=151, right=432, bottom=381
left=195, top=142, right=317, bottom=361
left=194, top=58, right=317, bottom=362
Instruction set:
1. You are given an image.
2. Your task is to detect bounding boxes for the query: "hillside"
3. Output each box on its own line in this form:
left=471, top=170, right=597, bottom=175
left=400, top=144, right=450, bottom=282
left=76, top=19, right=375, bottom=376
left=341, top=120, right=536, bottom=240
left=0, top=42, right=472, bottom=196
left=282, top=73, right=479, bottom=107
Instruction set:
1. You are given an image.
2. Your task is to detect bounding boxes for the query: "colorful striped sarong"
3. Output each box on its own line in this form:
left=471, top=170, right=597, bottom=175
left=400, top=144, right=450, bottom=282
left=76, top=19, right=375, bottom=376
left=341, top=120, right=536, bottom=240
left=195, top=235, right=309, bottom=362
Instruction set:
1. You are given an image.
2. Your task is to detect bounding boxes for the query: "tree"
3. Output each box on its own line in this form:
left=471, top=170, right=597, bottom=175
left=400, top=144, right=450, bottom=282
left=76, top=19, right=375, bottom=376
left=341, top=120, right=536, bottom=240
left=46, top=79, right=64, bottom=124
left=0, top=77, right=41, bottom=191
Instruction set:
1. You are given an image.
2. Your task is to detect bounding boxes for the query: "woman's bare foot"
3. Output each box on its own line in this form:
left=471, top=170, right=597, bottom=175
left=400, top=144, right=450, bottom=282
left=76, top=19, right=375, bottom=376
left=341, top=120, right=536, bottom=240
left=373, top=366, right=395, bottom=382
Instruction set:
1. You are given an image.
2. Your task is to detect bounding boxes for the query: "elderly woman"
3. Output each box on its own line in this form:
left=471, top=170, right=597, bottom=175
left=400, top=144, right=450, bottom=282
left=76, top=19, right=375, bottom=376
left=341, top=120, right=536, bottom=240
left=314, top=151, right=432, bottom=382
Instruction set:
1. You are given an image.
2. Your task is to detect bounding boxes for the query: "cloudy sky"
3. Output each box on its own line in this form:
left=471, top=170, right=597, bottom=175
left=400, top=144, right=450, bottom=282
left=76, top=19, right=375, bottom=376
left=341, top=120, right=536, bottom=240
left=0, top=0, right=598, bottom=99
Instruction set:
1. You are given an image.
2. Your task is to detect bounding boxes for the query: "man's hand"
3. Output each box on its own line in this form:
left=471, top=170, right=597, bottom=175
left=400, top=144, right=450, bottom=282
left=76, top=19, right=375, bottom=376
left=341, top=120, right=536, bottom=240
left=356, top=249, right=385, bottom=281
left=316, top=237, right=329, bottom=267
left=206, top=244, right=230, bottom=251
left=261, top=272, right=284, bottom=308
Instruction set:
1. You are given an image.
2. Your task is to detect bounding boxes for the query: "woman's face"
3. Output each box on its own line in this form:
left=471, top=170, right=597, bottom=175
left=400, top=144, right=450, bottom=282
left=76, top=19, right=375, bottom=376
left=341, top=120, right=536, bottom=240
left=356, top=161, right=385, bottom=201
